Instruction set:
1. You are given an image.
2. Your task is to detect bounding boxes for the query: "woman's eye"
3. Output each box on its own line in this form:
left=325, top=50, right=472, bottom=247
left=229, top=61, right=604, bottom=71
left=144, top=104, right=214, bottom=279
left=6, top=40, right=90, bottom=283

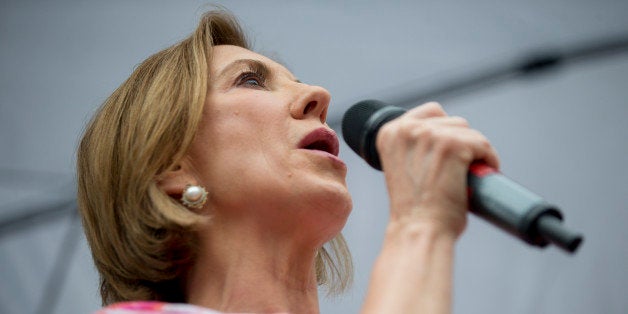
left=237, top=72, right=265, bottom=88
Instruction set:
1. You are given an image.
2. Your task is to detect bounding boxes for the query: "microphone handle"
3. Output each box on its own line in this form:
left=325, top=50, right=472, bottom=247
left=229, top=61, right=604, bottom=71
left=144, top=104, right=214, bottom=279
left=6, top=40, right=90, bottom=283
left=345, top=101, right=583, bottom=253
left=467, top=163, right=583, bottom=253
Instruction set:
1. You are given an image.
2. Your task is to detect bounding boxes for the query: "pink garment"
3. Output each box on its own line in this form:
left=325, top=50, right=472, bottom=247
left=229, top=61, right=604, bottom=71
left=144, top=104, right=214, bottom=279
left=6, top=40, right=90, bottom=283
left=96, top=302, right=223, bottom=314
left=95, top=301, right=288, bottom=314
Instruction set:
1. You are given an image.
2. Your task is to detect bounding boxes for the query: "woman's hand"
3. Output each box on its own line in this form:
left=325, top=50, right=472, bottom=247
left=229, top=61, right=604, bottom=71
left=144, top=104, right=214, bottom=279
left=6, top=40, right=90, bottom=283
left=362, top=102, right=500, bottom=314
left=376, top=102, right=500, bottom=238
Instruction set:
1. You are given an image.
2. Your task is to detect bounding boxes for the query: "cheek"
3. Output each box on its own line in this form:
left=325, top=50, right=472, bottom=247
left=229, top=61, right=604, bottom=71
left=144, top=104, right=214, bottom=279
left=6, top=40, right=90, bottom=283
left=193, top=132, right=294, bottom=210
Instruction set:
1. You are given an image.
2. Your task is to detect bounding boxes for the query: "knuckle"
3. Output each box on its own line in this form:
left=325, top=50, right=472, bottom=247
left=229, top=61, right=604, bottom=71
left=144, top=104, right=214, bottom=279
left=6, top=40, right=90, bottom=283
left=472, top=131, right=491, bottom=149
left=432, top=133, right=474, bottom=162
left=424, top=101, right=446, bottom=116
left=398, top=120, right=419, bottom=136
left=433, top=134, right=457, bottom=152
left=376, top=121, right=404, bottom=150
left=386, top=118, right=423, bottom=138
left=452, top=116, right=469, bottom=126
left=378, top=121, right=399, bottom=141
left=480, top=138, right=491, bottom=149
left=410, top=124, right=435, bottom=143
left=458, top=148, right=474, bottom=163
left=408, top=101, right=447, bottom=118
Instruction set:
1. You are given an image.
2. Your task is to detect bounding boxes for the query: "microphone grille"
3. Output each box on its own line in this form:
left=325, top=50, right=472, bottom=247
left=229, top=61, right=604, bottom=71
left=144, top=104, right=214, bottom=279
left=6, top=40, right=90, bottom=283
left=341, top=100, right=387, bottom=158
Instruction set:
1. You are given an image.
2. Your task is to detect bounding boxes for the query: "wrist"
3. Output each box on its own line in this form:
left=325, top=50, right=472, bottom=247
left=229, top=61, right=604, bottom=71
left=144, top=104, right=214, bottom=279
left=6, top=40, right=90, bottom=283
left=387, top=209, right=466, bottom=241
left=385, top=219, right=458, bottom=246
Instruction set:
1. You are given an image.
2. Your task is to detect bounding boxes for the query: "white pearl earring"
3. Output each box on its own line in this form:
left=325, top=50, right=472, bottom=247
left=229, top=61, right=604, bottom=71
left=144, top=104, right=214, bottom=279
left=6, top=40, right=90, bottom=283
left=181, top=185, right=208, bottom=209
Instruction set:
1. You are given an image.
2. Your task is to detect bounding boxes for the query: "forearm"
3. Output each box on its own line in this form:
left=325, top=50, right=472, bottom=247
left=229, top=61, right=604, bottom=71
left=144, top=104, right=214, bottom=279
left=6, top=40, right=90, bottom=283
left=359, top=102, right=498, bottom=313
left=361, top=221, right=457, bottom=314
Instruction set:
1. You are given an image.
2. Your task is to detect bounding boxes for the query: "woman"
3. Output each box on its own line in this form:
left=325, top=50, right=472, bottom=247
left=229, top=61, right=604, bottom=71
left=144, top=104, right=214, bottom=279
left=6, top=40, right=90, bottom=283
left=78, top=10, right=499, bottom=314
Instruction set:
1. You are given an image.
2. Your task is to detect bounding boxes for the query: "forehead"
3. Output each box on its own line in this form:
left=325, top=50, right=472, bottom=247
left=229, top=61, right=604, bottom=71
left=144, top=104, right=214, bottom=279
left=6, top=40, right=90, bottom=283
left=210, top=45, right=294, bottom=78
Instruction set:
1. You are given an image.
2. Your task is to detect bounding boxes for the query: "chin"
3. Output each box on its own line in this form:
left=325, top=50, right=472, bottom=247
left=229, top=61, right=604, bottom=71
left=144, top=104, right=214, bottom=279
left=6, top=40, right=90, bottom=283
left=302, top=183, right=353, bottom=240
left=313, top=178, right=352, bottom=211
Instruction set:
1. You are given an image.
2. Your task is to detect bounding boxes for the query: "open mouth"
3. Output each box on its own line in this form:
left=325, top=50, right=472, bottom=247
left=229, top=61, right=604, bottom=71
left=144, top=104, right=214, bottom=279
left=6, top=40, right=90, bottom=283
left=298, top=127, right=340, bottom=157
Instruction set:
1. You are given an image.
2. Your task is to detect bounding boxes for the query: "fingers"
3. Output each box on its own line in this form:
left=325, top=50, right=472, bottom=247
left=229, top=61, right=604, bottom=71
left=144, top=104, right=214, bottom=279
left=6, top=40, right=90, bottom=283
left=379, top=116, right=496, bottom=164
left=429, top=126, right=500, bottom=170
left=404, top=102, right=499, bottom=168
left=375, top=101, right=500, bottom=238
left=405, top=102, right=447, bottom=119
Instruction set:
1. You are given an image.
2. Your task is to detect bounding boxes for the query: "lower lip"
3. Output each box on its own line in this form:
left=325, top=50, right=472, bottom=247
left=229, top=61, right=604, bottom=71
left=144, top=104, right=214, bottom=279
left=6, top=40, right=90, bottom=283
left=300, top=149, right=347, bottom=168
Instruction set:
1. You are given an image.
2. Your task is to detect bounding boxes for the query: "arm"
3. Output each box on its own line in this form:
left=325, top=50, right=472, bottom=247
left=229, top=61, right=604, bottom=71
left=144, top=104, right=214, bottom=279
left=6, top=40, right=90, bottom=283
left=362, top=221, right=457, bottom=314
left=361, top=102, right=499, bottom=314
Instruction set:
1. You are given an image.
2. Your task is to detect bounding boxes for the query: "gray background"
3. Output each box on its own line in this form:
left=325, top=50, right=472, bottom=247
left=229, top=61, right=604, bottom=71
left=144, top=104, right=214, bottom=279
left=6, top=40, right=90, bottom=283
left=1, top=1, right=627, bottom=313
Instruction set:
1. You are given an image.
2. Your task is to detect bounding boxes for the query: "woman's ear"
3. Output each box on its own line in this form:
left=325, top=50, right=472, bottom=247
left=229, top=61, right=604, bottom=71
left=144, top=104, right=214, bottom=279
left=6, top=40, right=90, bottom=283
left=155, top=160, right=199, bottom=198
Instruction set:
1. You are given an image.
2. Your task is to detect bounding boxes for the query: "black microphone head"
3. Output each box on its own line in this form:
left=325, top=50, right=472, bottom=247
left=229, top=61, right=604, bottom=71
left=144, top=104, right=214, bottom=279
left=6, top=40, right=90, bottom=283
left=341, top=100, right=405, bottom=171
left=341, top=100, right=386, bottom=158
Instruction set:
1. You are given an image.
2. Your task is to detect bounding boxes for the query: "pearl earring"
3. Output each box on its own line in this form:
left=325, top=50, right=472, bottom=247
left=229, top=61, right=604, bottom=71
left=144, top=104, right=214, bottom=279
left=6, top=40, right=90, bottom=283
left=181, top=185, right=208, bottom=209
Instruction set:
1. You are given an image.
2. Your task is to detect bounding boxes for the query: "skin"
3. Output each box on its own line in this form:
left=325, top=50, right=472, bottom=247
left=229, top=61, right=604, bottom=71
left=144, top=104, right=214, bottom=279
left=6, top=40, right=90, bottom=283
left=159, top=45, right=352, bottom=313
left=362, top=103, right=499, bottom=314
left=158, top=45, right=500, bottom=314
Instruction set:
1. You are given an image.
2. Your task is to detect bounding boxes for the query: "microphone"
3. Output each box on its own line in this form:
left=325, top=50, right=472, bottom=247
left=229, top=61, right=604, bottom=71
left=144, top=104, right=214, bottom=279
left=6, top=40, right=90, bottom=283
left=342, top=99, right=583, bottom=253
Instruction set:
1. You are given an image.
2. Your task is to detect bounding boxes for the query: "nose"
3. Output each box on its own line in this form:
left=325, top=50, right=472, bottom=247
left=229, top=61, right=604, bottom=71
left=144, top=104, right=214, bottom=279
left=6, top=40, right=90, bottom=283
left=290, top=84, right=331, bottom=123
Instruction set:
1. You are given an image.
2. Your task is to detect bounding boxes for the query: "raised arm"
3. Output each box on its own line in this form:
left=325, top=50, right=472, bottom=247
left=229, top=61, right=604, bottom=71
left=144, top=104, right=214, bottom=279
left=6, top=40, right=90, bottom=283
left=361, top=102, right=500, bottom=314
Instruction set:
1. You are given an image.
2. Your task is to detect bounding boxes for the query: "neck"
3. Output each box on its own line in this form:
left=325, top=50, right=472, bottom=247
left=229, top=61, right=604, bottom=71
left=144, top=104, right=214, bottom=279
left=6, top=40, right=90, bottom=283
left=185, top=215, right=322, bottom=314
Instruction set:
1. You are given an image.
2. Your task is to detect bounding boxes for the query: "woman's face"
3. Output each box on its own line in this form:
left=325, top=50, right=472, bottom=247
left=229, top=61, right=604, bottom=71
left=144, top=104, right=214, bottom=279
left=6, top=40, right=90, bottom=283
left=188, top=45, right=351, bottom=243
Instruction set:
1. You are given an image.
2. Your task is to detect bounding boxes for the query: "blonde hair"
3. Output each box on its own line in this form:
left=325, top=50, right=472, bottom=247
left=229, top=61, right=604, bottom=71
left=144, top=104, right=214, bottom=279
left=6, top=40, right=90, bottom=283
left=77, top=10, right=352, bottom=305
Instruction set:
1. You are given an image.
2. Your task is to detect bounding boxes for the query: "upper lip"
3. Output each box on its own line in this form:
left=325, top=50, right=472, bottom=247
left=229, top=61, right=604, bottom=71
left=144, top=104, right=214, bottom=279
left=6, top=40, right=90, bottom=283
left=298, top=127, right=340, bottom=157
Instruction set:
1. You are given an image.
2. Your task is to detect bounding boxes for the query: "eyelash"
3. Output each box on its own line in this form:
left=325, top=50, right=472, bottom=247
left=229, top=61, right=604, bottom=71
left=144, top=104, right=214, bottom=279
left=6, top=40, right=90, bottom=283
left=236, top=69, right=266, bottom=88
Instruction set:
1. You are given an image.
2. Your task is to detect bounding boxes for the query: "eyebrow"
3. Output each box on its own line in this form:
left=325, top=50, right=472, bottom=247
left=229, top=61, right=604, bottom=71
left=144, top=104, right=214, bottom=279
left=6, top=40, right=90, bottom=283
left=216, top=58, right=301, bottom=83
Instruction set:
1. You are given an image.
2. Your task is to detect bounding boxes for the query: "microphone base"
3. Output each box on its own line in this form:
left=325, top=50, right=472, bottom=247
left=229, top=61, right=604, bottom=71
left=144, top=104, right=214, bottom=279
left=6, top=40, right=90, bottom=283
left=536, top=215, right=583, bottom=253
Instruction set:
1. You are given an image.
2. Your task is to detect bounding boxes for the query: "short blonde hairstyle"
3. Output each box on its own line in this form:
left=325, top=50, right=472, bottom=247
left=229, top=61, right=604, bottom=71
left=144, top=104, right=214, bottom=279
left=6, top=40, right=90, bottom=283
left=77, top=10, right=352, bottom=305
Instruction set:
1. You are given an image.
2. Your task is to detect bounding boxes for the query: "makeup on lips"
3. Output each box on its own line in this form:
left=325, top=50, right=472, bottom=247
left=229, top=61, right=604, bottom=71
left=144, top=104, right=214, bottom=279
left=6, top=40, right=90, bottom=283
left=298, top=127, right=346, bottom=167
